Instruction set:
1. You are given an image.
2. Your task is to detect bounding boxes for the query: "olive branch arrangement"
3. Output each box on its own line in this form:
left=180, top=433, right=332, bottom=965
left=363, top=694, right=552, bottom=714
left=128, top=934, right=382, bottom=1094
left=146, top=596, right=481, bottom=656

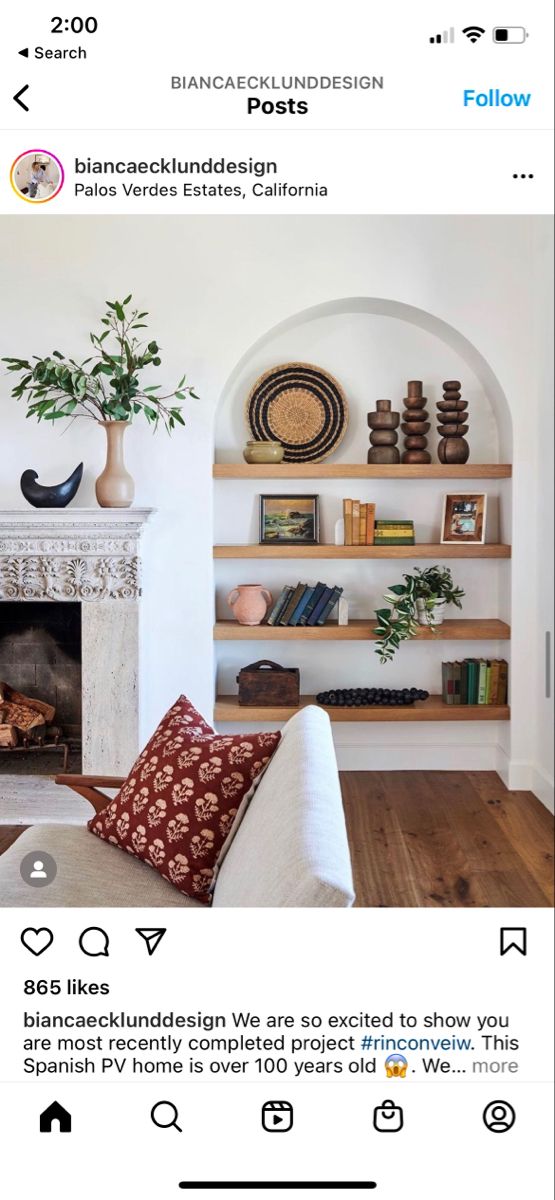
left=3, top=295, right=198, bottom=433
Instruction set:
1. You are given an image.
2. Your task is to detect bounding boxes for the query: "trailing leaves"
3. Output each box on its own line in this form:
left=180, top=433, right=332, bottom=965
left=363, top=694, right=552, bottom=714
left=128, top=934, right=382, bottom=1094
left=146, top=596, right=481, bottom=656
left=374, top=566, right=465, bottom=664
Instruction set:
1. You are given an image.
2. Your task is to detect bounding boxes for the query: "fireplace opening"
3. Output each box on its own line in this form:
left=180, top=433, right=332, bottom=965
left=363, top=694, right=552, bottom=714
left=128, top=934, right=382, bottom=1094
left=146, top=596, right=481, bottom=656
left=0, top=602, right=82, bottom=775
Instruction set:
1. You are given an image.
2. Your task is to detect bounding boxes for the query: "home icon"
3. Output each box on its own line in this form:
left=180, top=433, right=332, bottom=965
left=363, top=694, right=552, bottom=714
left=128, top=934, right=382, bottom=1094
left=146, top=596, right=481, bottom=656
left=39, top=1101, right=72, bottom=1133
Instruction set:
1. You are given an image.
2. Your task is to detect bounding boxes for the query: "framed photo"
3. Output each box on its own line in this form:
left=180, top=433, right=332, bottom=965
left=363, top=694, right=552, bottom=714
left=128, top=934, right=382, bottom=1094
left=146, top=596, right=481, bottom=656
left=259, top=494, right=319, bottom=545
left=441, top=493, right=487, bottom=544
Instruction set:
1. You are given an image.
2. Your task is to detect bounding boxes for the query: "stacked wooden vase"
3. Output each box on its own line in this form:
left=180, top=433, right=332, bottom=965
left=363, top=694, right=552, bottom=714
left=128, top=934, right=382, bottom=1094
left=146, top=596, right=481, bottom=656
left=436, top=380, right=469, bottom=463
left=401, top=380, right=431, bottom=464
left=367, top=399, right=400, bottom=464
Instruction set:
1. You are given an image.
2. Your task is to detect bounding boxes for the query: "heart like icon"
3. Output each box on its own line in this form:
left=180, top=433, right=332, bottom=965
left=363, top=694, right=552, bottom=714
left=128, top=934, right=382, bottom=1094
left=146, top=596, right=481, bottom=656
left=21, top=927, right=54, bottom=956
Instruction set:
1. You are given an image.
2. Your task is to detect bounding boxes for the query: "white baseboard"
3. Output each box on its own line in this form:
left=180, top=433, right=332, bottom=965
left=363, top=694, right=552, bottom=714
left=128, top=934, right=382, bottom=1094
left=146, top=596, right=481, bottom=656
left=530, top=767, right=554, bottom=814
left=336, top=742, right=555, bottom=813
left=334, top=742, right=499, bottom=772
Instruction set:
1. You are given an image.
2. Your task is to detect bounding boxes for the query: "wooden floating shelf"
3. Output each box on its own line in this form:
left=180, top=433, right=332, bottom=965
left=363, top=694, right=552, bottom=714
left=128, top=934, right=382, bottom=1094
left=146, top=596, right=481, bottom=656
left=214, top=618, right=511, bottom=642
left=215, top=695, right=510, bottom=723
left=213, top=463, right=512, bottom=480
left=214, top=543, right=511, bottom=560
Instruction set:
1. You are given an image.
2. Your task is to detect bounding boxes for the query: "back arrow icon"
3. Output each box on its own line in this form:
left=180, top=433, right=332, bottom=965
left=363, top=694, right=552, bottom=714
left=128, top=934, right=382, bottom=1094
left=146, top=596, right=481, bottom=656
left=13, top=84, right=30, bottom=111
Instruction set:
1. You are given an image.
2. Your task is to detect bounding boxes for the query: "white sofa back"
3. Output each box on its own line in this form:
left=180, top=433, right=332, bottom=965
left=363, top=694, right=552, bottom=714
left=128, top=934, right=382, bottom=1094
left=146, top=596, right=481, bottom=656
left=212, top=705, right=355, bottom=907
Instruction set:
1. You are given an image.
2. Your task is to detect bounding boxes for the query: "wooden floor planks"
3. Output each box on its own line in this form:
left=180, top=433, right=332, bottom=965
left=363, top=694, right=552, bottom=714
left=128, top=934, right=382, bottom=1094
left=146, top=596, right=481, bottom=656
left=340, top=770, right=554, bottom=908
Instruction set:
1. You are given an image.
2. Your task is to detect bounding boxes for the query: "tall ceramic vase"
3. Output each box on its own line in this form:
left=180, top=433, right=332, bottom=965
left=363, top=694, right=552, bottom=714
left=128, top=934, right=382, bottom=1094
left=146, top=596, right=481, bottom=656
left=95, top=420, right=135, bottom=508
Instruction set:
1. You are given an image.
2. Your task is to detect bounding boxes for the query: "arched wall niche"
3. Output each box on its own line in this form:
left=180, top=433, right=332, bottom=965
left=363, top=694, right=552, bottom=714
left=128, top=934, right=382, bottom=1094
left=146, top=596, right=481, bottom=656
left=213, top=296, right=514, bottom=773
left=215, top=296, right=513, bottom=461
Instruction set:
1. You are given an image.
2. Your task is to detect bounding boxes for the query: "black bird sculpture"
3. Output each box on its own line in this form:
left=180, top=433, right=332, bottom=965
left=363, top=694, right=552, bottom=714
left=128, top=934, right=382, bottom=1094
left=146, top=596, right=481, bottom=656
left=20, top=462, right=84, bottom=508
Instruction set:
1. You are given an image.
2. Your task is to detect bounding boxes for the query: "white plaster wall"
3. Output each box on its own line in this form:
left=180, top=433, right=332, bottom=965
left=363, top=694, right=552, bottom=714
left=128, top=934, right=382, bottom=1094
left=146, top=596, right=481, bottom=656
left=0, top=216, right=552, bottom=802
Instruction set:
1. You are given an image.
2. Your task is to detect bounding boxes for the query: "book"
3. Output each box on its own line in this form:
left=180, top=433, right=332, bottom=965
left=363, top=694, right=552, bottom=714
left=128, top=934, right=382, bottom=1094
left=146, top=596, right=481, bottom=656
left=461, top=659, right=470, bottom=705
left=366, top=503, right=376, bottom=545
left=467, top=659, right=479, bottom=705
left=359, top=503, right=367, bottom=545
left=375, top=520, right=414, bottom=529
left=372, top=537, right=415, bottom=545
left=489, top=660, right=501, bottom=705
left=343, top=499, right=353, bottom=546
left=352, top=500, right=360, bottom=547
left=442, top=657, right=451, bottom=700
left=316, top=585, right=343, bottom=626
left=289, top=585, right=314, bottom=626
left=498, top=660, right=509, bottom=705
left=374, top=527, right=414, bottom=535
left=485, top=662, right=493, bottom=704
left=442, top=661, right=452, bottom=704
left=307, top=585, right=333, bottom=626
left=299, top=581, right=326, bottom=625
left=266, top=586, right=293, bottom=625
left=478, top=660, right=488, bottom=704
left=278, top=582, right=306, bottom=626
left=452, top=661, right=462, bottom=705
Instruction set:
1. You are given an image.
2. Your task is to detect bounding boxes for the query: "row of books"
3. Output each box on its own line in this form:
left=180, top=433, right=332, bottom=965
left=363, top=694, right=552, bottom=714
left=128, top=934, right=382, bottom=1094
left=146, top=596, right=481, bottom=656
left=266, top=581, right=343, bottom=627
left=343, top=501, right=375, bottom=545
left=442, top=659, right=509, bottom=706
left=342, top=501, right=415, bottom=546
left=374, top=519, right=415, bottom=546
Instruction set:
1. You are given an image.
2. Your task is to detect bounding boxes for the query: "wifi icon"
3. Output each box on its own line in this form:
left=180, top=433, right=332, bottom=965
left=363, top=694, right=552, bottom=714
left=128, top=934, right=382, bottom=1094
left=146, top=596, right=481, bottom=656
left=462, top=25, right=486, bottom=42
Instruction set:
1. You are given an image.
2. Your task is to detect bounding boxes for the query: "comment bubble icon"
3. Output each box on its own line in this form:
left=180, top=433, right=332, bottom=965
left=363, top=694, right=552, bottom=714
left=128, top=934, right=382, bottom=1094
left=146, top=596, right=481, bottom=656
left=79, top=926, right=110, bottom=957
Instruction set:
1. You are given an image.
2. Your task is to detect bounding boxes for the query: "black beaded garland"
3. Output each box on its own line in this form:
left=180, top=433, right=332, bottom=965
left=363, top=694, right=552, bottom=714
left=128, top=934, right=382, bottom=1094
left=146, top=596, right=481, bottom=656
left=316, top=686, right=429, bottom=707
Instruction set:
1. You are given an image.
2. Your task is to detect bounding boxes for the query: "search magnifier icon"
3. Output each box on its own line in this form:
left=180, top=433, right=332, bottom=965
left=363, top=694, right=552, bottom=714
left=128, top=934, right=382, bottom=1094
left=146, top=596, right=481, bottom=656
left=151, top=1101, right=182, bottom=1132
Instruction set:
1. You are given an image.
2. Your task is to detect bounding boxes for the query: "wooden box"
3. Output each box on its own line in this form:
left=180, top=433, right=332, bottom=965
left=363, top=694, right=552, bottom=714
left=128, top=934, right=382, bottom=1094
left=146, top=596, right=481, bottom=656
left=236, top=659, right=300, bottom=707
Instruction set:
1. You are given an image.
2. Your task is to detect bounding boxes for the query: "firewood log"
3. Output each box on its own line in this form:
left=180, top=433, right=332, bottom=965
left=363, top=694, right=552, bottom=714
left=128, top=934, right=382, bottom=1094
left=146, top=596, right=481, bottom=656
left=0, top=725, right=19, bottom=748
left=0, top=681, right=55, bottom=726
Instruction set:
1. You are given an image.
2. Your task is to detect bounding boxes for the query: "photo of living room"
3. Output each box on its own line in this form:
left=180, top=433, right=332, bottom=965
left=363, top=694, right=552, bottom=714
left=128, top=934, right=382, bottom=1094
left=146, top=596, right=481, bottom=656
left=0, top=214, right=553, bottom=907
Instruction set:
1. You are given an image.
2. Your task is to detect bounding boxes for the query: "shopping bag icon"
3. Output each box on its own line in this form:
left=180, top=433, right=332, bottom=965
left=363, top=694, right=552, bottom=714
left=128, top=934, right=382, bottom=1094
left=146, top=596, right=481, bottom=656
left=373, top=1099, right=403, bottom=1132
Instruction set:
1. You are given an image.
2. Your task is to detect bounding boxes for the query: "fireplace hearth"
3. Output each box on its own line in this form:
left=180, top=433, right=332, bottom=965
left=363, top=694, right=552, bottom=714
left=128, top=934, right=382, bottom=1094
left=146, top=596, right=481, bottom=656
left=0, top=508, right=152, bottom=787
left=0, top=602, right=82, bottom=774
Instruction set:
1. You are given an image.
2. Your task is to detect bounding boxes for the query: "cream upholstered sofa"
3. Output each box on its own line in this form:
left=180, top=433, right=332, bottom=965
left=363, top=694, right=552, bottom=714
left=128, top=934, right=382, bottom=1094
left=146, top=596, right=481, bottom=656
left=0, top=707, right=355, bottom=908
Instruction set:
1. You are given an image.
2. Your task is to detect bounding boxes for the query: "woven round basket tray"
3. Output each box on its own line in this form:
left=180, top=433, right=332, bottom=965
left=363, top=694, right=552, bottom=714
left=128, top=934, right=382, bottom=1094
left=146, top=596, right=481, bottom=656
left=246, top=362, right=349, bottom=463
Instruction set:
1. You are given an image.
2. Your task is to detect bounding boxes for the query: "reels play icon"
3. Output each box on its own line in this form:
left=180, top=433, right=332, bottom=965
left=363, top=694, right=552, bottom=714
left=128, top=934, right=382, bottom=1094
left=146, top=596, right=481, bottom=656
left=262, top=1100, right=294, bottom=1132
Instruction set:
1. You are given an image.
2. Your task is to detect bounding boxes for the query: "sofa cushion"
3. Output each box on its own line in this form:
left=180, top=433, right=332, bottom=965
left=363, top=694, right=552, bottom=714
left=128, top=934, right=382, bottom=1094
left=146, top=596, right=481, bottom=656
left=0, top=825, right=200, bottom=907
left=88, top=695, right=280, bottom=903
left=212, top=706, right=355, bottom=908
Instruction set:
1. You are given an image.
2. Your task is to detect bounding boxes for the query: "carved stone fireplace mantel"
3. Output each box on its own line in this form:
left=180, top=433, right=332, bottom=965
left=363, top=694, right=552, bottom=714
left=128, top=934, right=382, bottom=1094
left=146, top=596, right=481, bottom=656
left=0, top=509, right=154, bottom=775
left=0, top=509, right=153, bottom=602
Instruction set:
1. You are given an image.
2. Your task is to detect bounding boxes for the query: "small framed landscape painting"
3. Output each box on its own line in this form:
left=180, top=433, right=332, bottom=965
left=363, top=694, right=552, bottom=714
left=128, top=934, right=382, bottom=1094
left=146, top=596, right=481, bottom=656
left=259, top=494, right=319, bottom=545
left=441, top=493, right=487, bottom=544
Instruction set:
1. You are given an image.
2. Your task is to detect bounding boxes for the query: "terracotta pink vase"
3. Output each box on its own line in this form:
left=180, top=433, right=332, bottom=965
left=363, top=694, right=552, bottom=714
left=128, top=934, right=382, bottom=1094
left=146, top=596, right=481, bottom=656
left=227, top=584, right=273, bottom=626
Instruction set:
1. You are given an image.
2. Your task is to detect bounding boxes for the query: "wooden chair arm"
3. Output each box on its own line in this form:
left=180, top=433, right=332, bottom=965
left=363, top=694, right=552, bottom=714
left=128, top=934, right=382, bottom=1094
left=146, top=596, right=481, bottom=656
left=55, top=774, right=125, bottom=814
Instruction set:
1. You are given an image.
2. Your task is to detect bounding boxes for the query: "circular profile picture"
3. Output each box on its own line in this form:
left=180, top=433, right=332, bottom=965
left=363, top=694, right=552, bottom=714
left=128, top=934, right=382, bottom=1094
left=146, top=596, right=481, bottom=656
left=10, top=149, right=64, bottom=204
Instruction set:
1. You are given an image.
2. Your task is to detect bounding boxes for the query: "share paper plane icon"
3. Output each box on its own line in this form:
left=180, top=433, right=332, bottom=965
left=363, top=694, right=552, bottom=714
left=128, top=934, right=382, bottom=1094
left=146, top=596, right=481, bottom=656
left=136, top=928, right=166, bottom=956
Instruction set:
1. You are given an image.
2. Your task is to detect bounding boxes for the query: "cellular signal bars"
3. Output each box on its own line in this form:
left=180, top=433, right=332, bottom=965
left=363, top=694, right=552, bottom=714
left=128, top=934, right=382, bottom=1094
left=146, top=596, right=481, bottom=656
left=430, top=28, right=455, bottom=43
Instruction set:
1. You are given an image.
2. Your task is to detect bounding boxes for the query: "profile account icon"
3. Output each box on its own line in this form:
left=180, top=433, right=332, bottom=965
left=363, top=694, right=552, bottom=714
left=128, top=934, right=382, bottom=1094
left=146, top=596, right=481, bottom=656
left=483, top=1100, right=516, bottom=1133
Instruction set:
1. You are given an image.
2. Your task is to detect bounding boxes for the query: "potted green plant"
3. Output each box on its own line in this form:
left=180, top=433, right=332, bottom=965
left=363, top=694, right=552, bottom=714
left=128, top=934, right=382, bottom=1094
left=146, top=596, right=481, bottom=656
left=374, top=566, right=465, bottom=663
left=3, top=295, right=198, bottom=508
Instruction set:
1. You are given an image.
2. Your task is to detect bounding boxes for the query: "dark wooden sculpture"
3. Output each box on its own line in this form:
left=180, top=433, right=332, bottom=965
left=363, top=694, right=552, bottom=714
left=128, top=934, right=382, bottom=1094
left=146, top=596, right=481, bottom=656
left=401, top=380, right=431, bottom=464
left=437, top=381, right=469, bottom=463
left=20, top=462, right=83, bottom=508
left=367, top=399, right=400, bottom=464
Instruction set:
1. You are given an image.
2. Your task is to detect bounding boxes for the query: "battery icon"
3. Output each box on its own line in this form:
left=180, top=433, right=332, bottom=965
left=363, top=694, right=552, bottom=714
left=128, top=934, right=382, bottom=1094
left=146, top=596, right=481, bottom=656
left=493, top=27, right=529, bottom=43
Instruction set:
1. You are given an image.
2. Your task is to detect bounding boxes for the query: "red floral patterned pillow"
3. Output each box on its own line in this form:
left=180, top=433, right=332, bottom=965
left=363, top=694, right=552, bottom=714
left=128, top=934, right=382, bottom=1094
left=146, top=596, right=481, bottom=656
left=88, top=695, right=281, bottom=903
